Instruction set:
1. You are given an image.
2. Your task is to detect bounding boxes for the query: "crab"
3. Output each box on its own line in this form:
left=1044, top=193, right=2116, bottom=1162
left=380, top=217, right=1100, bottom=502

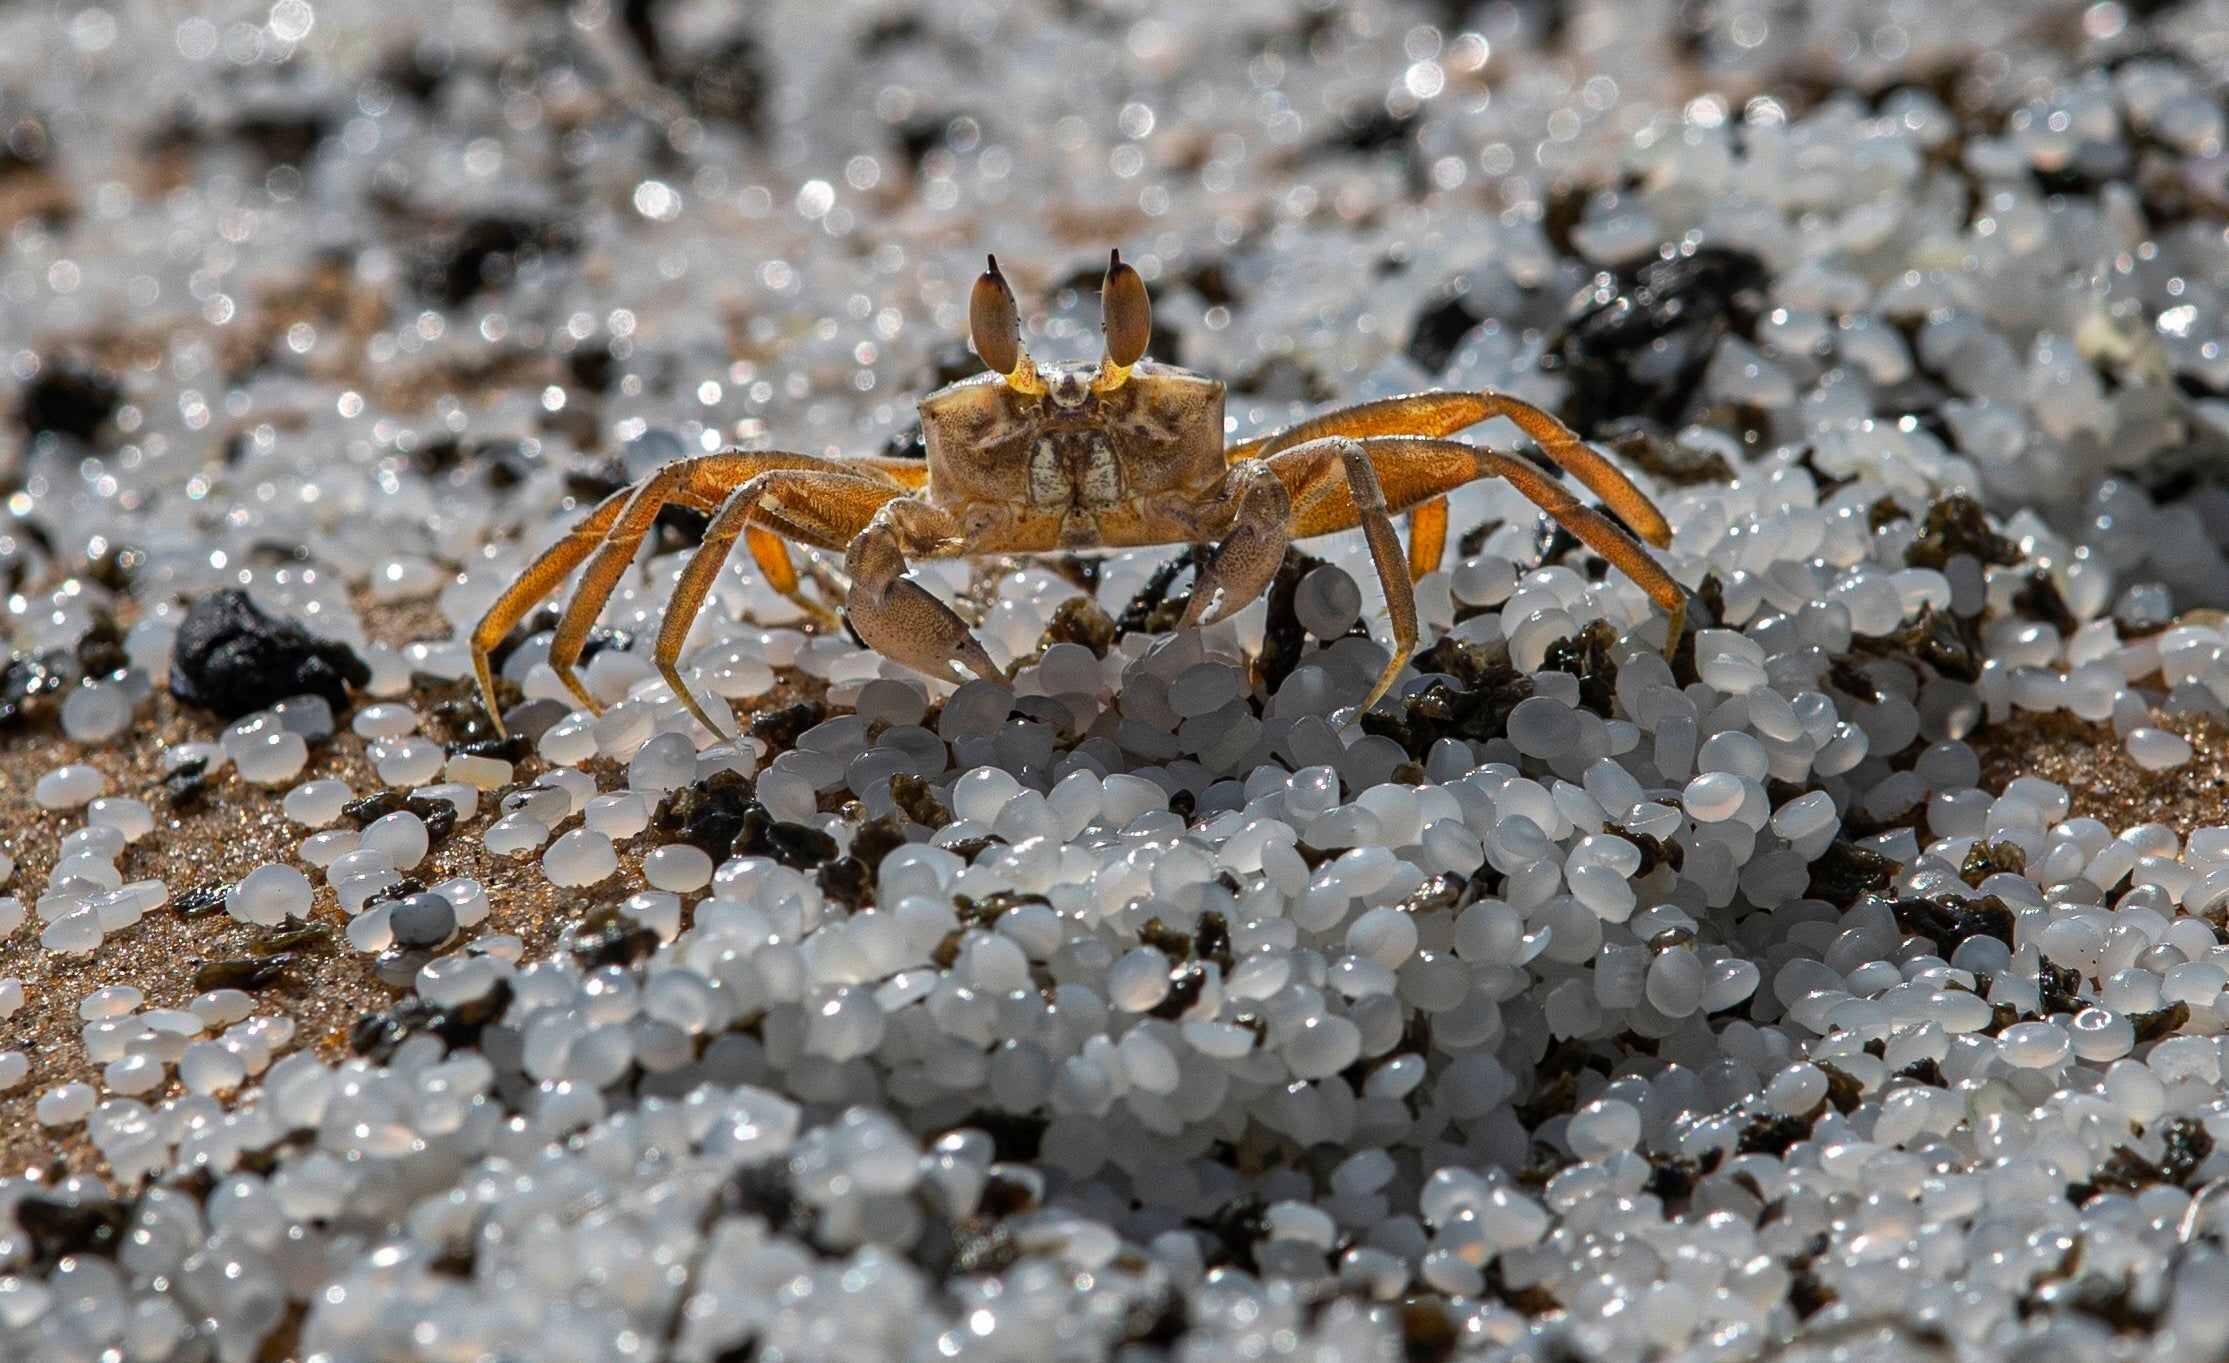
left=470, top=250, right=1685, bottom=739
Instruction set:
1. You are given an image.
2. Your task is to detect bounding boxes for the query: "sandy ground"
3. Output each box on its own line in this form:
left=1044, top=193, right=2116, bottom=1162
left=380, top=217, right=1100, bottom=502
left=0, top=597, right=624, bottom=1174
left=0, top=586, right=2217, bottom=1179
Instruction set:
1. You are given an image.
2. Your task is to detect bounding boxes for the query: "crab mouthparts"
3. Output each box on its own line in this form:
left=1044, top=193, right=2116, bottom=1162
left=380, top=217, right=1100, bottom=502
left=1046, top=367, right=1093, bottom=408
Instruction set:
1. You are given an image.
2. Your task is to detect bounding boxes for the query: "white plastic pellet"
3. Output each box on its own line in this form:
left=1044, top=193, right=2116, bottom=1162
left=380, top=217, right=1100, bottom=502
left=543, top=830, right=618, bottom=887
left=227, top=864, right=312, bottom=926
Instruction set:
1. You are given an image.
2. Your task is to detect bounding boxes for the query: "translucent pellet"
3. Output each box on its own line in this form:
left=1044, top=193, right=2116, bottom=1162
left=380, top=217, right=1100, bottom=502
left=374, top=738, right=445, bottom=787
left=78, top=984, right=142, bottom=1019
left=445, top=754, right=513, bottom=790
left=1682, top=772, right=1747, bottom=823
left=178, top=1040, right=246, bottom=1094
left=1645, top=949, right=1707, bottom=1017
left=1567, top=1099, right=1641, bottom=1159
left=1286, top=1014, right=1362, bottom=1080
left=1108, top=948, right=1171, bottom=1013
left=106, top=1053, right=165, bottom=1096
left=61, top=682, right=133, bottom=742
left=283, top=779, right=353, bottom=826
left=484, top=813, right=550, bottom=856
left=543, top=830, right=618, bottom=887
left=1347, top=906, right=1419, bottom=968
left=2126, top=727, right=2193, bottom=772
left=40, top=908, right=102, bottom=954
left=351, top=702, right=420, bottom=738
left=642, top=843, right=713, bottom=892
left=1999, top=1021, right=2072, bottom=1068
left=628, top=730, right=698, bottom=794
left=1506, top=696, right=1580, bottom=759
left=190, top=989, right=255, bottom=1028
left=234, top=730, right=310, bottom=784
left=585, top=793, right=651, bottom=839
left=362, top=812, right=429, bottom=870
left=1766, top=1063, right=1828, bottom=1115
left=35, top=1082, right=95, bottom=1127
left=227, top=864, right=312, bottom=926
left=86, top=797, right=155, bottom=842
left=1295, top=566, right=1363, bottom=640
left=34, top=764, right=107, bottom=809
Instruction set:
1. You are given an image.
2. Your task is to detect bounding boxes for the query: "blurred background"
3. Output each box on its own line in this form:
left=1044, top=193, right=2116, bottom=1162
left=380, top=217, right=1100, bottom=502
left=0, top=0, right=2222, bottom=642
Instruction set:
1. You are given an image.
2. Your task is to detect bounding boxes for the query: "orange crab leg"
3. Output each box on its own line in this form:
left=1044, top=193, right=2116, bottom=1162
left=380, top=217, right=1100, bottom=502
left=1279, top=435, right=1686, bottom=659
left=1405, top=496, right=1449, bottom=582
left=546, top=452, right=912, bottom=712
left=471, top=450, right=903, bottom=731
left=1256, top=438, right=1416, bottom=715
left=661, top=473, right=905, bottom=737
left=1229, top=390, right=1673, bottom=578
left=469, top=485, right=633, bottom=738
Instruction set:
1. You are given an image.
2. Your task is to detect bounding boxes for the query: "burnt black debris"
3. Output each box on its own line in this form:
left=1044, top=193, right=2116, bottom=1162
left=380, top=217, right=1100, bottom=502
left=1903, top=493, right=2022, bottom=571
left=1405, top=276, right=1489, bottom=374
left=169, top=589, right=369, bottom=719
left=349, top=979, right=515, bottom=1064
left=1889, top=894, right=2018, bottom=953
left=0, top=649, right=75, bottom=730
left=20, top=361, right=121, bottom=445
left=1550, top=244, right=1767, bottom=436
left=408, top=214, right=575, bottom=308
left=654, top=767, right=838, bottom=869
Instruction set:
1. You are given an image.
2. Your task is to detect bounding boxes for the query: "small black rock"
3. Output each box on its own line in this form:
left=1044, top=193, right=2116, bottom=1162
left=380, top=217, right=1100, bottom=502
left=1405, top=277, right=1488, bottom=374
left=389, top=893, right=458, bottom=948
left=0, top=648, right=74, bottom=729
left=16, top=1194, right=130, bottom=1272
left=169, top=589, right=369, bottom=719
left=20, top=362, right=120, bottom=444
left=1551, top=244, right=1767, bottom=435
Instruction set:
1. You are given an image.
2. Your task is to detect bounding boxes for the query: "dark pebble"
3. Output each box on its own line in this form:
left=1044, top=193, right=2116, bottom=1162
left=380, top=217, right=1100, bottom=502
left=1552, top=244, right=1766, bottom=435
left=15, top=1193, right=130, bottom=1272
left=389, top=893, right=458, bottom=948
left=349, top=979, right=513, bottom=1063
left=0, top=649, right=75, bottom=729
left=20, top=361, right=120, bottom=444
left=169, top=589, right=369, bottom=719
left=194, top=955, right=293, bottom=991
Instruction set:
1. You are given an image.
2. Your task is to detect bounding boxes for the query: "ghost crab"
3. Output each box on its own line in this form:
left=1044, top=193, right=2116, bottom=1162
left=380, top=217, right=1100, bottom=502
left=470, top=250, right=1686, bottom=738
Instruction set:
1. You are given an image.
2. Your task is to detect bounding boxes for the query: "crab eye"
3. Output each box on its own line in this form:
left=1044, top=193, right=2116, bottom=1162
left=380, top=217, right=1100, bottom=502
left=1100, top=248, right=1151, bottom=371
left=971, top=255, right=1023, bottom=377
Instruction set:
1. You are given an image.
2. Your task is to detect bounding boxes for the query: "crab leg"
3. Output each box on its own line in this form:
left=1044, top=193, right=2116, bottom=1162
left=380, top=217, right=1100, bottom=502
left=1405, top=496, right=1449, bottom=582
left=544, top=452, right=905, bottom=713
left=1229, top=390, right=1673, bottom=575
left=1260, top=437, right=1418, bottom=718
left=469, top=484, right=634, bottom=738
left=1281, top=435, right=1687, bottom=662
left=845, top=498, right=1004, bottom=690
left=658, top=473, right=905, bottom=738
left=470, top=451, right=897, bottom=731
left=746, top=456, right=925, bottom=626
left=1179, top=461, right=1293, bottom=629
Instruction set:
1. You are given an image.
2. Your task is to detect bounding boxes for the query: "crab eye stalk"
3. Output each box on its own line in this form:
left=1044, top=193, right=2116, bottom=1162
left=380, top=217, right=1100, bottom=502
left=971, top=255, right=1039, bottom=391
left=1094, top=248, right=1151, bottom=390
